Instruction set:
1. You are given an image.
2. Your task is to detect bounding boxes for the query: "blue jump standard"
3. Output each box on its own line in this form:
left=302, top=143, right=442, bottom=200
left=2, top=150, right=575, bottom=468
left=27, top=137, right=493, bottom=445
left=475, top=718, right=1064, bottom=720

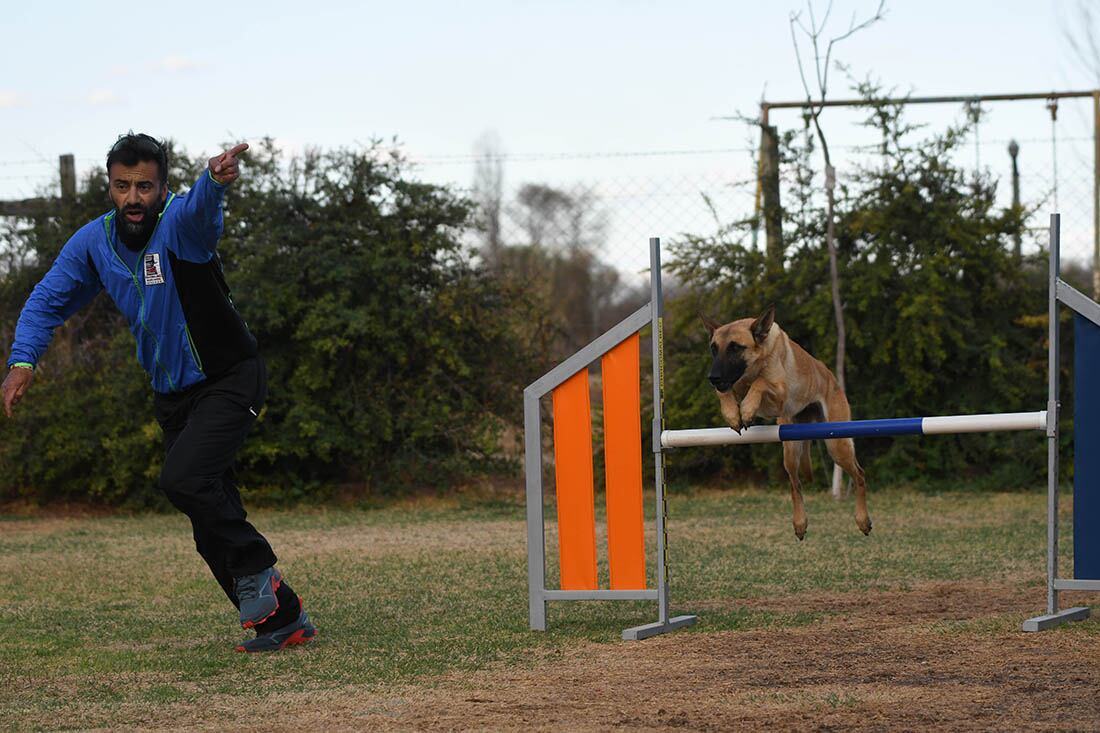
left=1075, top=313, right=1100, bottom=581
left=778, top=418, right=923, bottom=441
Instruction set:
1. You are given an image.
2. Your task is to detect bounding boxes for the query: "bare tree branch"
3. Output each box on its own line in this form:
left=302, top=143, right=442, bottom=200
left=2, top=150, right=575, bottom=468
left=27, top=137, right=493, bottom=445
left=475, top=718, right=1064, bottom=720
left=789, top=15, right=815, bottom=108
left=1063, top=0, right=1100, bottom=86
left=820, top=0, right=836, bottom=34
left=822, top=0, right=887, bottom=99
left=787, top=0, right=887, bottom=499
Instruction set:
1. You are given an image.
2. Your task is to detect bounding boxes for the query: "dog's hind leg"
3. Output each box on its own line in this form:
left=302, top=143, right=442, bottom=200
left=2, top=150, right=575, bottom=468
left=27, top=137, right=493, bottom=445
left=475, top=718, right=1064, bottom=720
left=825, top=437, right=871, bottom=535
left=782, top=441, right=809, bottom=540
left=791, top=401, right=823, bottom=485
left=799, top=440, right=813, bottom=483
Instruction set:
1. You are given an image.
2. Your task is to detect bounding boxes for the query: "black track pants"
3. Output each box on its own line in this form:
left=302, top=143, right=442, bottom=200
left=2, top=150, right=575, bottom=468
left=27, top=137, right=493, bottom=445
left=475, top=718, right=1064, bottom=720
left=154, top=357, right=280, bottom=601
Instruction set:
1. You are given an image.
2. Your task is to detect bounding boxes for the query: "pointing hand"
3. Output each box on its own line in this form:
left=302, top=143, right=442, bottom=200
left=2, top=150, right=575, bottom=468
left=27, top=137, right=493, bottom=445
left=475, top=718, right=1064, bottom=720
left=209, top=143, right=249, bottom=185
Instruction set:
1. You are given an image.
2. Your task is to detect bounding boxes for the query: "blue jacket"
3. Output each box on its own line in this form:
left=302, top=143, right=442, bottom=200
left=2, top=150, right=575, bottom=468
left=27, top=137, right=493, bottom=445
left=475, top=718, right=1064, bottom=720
left=7, top=171, right=257, bottom=393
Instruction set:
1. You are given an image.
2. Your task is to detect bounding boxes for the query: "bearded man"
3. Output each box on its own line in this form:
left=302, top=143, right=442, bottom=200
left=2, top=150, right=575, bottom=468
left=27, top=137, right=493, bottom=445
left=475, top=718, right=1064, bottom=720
left=2, top=133, right=316, bottom=653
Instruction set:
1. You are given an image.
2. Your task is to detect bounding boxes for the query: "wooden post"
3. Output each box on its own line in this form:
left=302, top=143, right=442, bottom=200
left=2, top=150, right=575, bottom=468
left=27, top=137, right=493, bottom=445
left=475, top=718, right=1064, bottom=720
left=60, top=154, right=76, bottom=202
left=760, top=124, right=783, bottom=268
left=0, top=153, right=74, bottom=217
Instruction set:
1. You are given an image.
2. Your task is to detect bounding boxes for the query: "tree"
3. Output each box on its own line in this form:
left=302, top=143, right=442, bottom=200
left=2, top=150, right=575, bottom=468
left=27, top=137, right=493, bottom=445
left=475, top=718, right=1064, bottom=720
left=494, top=181, right=632, bottom=358
left=789, top=0, right=887, bottom=497
left=0, top=139, right=542, bottom=504
left=471, top=131, right=504, bottom=265
left=665, top=98, right=1039, bottom=491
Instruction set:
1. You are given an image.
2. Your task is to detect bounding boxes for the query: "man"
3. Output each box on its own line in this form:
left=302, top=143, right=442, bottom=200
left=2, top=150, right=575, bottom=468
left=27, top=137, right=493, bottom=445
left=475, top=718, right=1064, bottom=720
left=2, top=133, right=316, bottom=653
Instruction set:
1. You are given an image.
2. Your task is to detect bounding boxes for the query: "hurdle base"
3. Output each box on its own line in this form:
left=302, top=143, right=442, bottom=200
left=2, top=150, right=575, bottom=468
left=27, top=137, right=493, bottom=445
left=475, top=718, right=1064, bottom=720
left=1021, top=606, right=1090, bottom=632
left=622, top=614, right=699, bottom=641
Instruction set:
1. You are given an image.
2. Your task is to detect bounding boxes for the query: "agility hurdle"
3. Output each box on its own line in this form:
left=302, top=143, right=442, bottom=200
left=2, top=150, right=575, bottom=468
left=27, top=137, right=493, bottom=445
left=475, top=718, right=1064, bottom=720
left=526, top=214, right=1099, bottom=639
left=525, top=238, right=698, bottom=640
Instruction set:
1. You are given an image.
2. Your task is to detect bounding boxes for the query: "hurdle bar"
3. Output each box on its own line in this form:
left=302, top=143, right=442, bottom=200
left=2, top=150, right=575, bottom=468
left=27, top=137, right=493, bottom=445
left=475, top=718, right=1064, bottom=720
left=662, top=412, right=1049, bottom=448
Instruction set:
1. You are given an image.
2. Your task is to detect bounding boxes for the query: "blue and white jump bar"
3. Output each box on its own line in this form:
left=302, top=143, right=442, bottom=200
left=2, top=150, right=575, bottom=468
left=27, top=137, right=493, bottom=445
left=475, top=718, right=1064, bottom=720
left=661, top=410, right=1048, bottom=448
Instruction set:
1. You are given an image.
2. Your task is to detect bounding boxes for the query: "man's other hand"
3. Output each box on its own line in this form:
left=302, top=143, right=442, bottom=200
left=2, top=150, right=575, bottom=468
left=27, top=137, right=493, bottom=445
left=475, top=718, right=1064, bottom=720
left=2, top=367, right=34, bottom=418
left=209, top=143, right=249, bottom=185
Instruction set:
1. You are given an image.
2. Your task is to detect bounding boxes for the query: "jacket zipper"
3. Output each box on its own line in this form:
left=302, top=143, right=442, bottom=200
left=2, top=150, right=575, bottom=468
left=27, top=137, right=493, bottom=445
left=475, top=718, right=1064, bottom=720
left=185, top=324, right=204, bottom=373
left=104, top=193, right=178, bottom=390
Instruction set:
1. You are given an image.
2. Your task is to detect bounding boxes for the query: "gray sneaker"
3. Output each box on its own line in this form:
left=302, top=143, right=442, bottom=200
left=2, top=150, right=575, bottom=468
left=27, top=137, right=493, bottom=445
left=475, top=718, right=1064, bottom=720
left=236, top=609, right=317, bottom=653
left=234, top=567, right=281, bottom=629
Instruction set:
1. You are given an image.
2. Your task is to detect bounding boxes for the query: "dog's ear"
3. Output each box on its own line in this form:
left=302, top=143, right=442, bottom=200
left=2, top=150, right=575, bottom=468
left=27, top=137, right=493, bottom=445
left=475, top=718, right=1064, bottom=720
left=700, top=313, right=721, bottom=337
left=751, top=304, right=775, bottom=344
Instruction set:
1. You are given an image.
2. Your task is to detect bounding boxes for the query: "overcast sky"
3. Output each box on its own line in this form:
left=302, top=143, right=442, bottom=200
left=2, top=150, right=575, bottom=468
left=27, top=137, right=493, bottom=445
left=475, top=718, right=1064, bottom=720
left=2, top=1, right=1097, bottom=264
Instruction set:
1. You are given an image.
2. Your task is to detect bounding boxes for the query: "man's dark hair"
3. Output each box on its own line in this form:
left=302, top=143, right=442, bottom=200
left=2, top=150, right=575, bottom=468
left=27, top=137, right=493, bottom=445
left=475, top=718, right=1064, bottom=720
left=106, top=132, right=169, bottom=185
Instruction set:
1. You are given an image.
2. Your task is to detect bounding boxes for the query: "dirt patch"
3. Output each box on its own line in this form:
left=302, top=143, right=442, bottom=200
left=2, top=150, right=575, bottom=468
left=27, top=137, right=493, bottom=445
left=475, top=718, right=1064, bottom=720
left=346, top=582, right=1100, bottom=732
left=731, top=578, right=1053, bottom=623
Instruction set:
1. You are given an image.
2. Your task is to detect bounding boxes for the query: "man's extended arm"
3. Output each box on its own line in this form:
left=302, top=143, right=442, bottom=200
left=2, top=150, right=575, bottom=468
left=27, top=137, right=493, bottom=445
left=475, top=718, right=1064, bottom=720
left=3, top=234, right=103, bottom=417
left=173, top=143, right=249, bottom=262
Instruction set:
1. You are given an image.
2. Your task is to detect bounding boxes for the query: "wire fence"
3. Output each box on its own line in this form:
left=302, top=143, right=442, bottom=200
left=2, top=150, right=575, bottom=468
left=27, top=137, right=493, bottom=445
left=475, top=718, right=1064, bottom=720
left=425, top=95, right=1100, bottom=303
left=413, top=146, right=1097, bottom=303
left=2, top=93, right=1096, bottom=297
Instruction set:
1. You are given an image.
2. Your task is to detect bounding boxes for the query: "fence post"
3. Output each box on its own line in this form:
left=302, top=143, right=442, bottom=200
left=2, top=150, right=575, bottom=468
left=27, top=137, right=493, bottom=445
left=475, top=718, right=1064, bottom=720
left=761, top=124, right=783, bottom=269
left=1009, top=140, right=1021, bottom=260
left=60, top=154, right=76, bottom=203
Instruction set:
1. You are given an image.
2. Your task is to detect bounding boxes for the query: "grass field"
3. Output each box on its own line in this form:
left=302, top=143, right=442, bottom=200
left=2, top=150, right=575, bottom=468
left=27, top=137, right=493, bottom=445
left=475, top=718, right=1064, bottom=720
left=2, top=485, right=1098, bottom=731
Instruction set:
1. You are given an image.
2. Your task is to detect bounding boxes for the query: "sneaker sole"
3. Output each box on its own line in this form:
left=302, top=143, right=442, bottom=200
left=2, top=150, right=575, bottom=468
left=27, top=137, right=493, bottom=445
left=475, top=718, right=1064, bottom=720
left=235, top=627, right=317, bottom=654
left=240, top=576, right=282, bottom=630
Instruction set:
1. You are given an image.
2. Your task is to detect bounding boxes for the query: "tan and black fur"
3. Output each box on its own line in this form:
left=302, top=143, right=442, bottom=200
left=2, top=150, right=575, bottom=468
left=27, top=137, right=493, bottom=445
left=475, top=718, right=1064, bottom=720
left=702, top=305, right=871, bottom=540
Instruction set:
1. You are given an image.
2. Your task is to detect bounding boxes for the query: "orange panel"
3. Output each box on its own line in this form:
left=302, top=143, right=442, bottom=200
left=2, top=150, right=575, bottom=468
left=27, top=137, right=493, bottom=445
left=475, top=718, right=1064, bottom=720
left=552, top=369, right=598, bottom=590
left=601, top=334, right=647, bottom=590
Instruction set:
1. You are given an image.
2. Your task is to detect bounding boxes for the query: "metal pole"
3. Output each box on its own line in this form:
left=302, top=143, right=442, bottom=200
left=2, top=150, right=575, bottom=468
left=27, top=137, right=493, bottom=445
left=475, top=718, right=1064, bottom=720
left=1009, top=140, right=1021, bottom=259
left=1093, top=92, right=1100, bottom=300
left=524, top=389, right=547, bottom=630
left=1048, top=213, right=1061, bottom=616
left=650, top=237, right=669, bottom=626
left=756, top=89, right=1100, bottom=112
left=661, top=411, right=1048, bottom=448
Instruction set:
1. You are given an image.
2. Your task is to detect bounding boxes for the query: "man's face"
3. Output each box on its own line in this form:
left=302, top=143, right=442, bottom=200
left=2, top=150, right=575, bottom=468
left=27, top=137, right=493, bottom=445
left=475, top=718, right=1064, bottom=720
left=108, top=160, right=167, bottom=246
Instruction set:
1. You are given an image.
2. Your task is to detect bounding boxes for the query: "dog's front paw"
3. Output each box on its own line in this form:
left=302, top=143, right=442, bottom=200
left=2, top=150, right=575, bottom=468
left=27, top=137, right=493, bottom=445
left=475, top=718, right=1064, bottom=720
left=740, top=404, right=757, bottom=428
left=719, top=401, right=742, bottom=433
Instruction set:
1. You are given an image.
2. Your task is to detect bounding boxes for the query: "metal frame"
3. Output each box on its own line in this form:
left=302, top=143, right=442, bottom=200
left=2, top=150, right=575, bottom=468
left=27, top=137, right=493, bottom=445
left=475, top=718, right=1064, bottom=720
left=755, top=89, right=1100, bottom=300
left=1023, top=213, right=1095, bottom=631
left=621, top=239, right=698, bottom=640
left=525, top=238, right=697, bottom=639
left=527, top=219, right=1097, bottom=638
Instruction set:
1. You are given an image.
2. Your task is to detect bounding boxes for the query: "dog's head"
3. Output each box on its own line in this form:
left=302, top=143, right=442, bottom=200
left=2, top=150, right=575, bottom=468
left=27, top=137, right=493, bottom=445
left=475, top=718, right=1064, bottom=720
left=700, top=305, right=776, bottom=393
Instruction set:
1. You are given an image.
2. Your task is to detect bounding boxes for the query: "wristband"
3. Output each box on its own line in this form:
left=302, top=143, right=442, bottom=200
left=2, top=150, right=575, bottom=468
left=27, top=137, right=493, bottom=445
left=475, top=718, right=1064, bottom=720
left=10, top=362, right=34, bottom=372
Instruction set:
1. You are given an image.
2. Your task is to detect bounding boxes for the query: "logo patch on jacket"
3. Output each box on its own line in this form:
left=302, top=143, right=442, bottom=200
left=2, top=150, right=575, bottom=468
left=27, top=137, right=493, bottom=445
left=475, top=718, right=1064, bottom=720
left=144, top=253, right=165, bottom=285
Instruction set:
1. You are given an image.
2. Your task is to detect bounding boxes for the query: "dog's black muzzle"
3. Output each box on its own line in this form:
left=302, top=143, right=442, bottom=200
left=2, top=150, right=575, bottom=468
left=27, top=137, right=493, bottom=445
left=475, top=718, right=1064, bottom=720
left=709, top=377, right=733, bottom=393
left=708, top=355, right=745, bottom=394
